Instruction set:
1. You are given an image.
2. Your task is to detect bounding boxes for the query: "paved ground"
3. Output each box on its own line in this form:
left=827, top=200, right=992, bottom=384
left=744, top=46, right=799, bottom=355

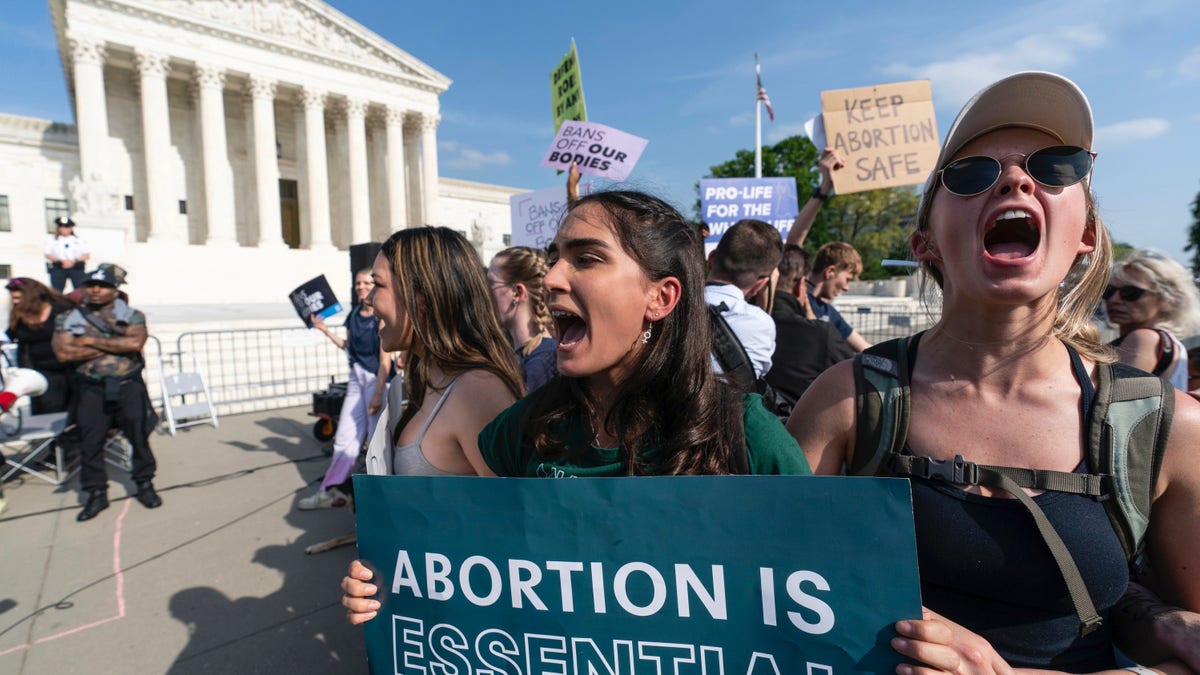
left=0, top=406, right=368, bottom=674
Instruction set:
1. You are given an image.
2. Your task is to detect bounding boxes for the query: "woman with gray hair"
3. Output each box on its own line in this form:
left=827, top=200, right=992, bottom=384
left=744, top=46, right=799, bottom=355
left=1105, top=249, right=1200, bottom=391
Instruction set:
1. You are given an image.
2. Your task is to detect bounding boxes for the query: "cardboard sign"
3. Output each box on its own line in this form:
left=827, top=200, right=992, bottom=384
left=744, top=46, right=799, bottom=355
left=354, top=475, right=922, bottom=675
left=288, top=275, right=342, bottom=328
left=699, top=177, right=799, bottom=243
left=542, top=121, right=648, bottom=182
left=551, top=39, right=587, bottom=132
left=510, top=183, right=592, bottom=249
left=821, top=80, right=939, bottom=194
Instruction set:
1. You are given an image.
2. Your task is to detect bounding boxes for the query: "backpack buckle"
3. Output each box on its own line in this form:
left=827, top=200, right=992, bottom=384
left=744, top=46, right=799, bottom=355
left=921, top=455, right=978, bottom=485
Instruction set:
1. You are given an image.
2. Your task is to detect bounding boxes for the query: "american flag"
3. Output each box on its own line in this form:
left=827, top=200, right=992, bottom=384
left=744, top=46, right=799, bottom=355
left=756, top=68, right=774, bottom=122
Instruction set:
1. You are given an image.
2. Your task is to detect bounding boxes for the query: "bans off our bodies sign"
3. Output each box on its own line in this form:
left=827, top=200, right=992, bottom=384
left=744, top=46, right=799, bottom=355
left=821, top=80, right=939, bottom=195
left=541, top=120, right=648, bottom=182
left=509, top=182, right=592, bottom=249
left=354, top=475, right=921, bottom=674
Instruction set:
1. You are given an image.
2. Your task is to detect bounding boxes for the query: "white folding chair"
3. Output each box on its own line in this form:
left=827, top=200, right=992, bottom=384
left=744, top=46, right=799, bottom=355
left=161, top=371, right=219, bottom=435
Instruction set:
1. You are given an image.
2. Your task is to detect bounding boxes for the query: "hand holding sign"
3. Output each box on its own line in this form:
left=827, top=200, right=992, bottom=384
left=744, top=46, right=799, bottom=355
left=542, top=120, right=648, bottom=182
left=288, top=275, right=343, bottom=328
left=341, top=559, right=380, bottom=625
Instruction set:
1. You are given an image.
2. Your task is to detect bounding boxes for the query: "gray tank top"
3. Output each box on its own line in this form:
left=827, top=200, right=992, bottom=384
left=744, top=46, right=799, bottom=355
left=389, top=375, right=462, bottom=476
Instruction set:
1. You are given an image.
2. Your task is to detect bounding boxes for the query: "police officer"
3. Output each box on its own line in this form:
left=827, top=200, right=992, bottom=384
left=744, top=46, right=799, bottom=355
left=43, top=216, right=90, bottom=292
left=52, top=263, right=162, bottom=521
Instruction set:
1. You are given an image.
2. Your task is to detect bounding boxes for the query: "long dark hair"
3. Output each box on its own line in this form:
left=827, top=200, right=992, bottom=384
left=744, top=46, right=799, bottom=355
left=524, top=191, right=744, bottom=475
left=8, top=278, right=69, bottom=331
left=380, top=227, right=524, bottom=439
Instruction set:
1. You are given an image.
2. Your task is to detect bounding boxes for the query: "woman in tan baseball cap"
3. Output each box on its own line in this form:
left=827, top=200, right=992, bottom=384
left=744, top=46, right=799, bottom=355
left=790, top=72, right=1200, bottom=670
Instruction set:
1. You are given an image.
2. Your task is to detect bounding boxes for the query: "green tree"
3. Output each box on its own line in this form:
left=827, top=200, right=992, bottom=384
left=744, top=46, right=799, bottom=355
left=701, top=136, right=919, bottom=280
left=1186, top=184, right=1200, bottom=274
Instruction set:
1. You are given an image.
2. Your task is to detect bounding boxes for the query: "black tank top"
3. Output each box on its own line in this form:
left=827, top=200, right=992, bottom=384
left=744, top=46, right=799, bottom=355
left=905, top=338, right=1127, bottom=670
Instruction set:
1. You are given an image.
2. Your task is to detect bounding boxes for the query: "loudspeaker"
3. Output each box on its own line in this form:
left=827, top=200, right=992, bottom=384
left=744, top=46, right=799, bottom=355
left=349, top=242, right=382, bottom=301
left=0, top=368, right=49, bottom=412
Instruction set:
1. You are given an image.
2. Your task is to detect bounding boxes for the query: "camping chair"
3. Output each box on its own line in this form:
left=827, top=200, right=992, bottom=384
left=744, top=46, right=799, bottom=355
left=1, top=410, right=72, bottom=485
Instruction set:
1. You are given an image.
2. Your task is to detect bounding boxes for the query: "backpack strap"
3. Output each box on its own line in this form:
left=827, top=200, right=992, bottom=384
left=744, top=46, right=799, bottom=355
left=850, top=335, right=913, bottom=476
left=1151, top=328, right=1175, bottom=376
left=709, top=302, right=757, bottom=392
left=1087, top=362, right=1173, bottom=569
left=887, top=452, right=1105, bottom=635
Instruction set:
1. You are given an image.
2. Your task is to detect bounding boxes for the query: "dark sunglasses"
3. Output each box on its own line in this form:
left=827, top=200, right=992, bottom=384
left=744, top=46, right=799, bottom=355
left=1103, top=285, right=1149, bottom=302
left=938, top=145, right=1095, bottom=197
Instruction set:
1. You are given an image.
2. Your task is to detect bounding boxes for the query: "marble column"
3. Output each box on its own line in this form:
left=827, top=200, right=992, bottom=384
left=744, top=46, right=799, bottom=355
left=134, top=50, right=175, bottom=243
left=344, top=97, right=370, bottom=244
left=301, top=86, right=333, bottom=249
left=403, top=115, right=422, bottom=228
left=247, top=75, right=284, bottom=248
left=69, top=36, right=109, bottom=183
left=384, top=105, right=408, bottom=230
left=193, top=64, right=236, bottom=245
left=418, top=113, right=441, bottom=227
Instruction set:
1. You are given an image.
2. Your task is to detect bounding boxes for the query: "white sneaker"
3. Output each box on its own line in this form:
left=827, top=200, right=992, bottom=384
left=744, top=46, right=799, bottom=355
left=297, top=487, right=349, bottom=510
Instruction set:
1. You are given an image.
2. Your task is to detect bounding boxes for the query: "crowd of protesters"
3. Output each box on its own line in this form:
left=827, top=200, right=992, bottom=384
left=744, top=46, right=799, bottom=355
left=338, top=71, right=1200, bottom=672
left=5, top=70, right=1200, bottom=670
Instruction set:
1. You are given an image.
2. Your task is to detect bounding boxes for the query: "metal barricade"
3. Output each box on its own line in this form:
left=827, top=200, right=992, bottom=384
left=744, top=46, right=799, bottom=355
left=174, top=327, right=348, bottom=416
left=844, top=304, right=943, bottom=344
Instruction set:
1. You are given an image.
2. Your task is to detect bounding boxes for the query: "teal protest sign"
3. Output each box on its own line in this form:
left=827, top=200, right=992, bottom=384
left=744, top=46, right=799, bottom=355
left=354, top=475, right=920, bottom=674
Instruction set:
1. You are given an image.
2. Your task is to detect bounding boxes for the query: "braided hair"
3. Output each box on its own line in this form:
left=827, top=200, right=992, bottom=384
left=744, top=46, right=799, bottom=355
left=492, top=246, right=553, bottom=356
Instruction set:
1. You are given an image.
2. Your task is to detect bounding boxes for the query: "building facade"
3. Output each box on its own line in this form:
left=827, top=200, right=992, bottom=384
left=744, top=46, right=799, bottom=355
left=0, top=0, right=522, bottom=304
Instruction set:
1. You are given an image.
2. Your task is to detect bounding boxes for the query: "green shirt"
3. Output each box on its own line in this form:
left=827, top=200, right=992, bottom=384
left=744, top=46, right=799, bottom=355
left=479, top=392, right=811, bottom=477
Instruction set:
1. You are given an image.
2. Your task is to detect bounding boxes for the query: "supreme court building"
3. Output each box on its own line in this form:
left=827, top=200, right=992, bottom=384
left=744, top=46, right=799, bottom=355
left=0, top=0, right=523, bottom=304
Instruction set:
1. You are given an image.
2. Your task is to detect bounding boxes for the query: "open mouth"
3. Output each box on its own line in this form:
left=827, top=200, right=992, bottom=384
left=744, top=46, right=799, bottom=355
left=551, top=309, right=587, bottom=347
left=984, top=209, right=1040, bottom=260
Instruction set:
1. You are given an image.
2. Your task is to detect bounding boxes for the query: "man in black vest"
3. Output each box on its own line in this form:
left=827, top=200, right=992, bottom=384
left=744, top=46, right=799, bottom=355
left=52, top=263, right=161, bottom=522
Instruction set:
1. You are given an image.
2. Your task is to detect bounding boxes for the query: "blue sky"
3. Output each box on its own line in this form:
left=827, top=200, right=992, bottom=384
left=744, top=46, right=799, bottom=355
left=2, top=0, right=1198, bottom=263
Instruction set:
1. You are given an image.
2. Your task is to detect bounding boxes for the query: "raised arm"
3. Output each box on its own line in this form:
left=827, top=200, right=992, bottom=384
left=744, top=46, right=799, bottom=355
left=786, top=147, right=845, bottom=248
left=311, top=313, right=346, bottom=349
left=566, top=162, right=581, bottom=207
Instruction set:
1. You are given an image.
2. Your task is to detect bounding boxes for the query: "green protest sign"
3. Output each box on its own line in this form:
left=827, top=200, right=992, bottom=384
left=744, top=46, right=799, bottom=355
left=354, top=475, right=921, bottom=674
left=551, top=39, right=587, bottom=132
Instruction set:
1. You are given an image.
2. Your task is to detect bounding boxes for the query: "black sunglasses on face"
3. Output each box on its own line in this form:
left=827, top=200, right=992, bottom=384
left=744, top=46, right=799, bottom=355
left=1103, top=285, right=1149, bottom=302
left=938, top=145, right=1095, bottom=197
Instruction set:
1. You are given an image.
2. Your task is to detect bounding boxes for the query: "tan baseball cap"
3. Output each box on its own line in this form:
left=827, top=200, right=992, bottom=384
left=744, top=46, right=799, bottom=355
left=916, top=71, right=1094, bottom=225
left=936, top=70, right=1093, bottom=170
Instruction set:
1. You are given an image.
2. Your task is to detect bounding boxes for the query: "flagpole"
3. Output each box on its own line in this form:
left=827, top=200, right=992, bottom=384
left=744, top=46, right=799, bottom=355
left=754, top=55, right=762, bottom=178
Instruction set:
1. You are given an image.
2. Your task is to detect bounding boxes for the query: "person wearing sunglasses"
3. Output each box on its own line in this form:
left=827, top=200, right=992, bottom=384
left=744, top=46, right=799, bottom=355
left=1105, top=250, right=1200, bottom=392
left=789, top=72, right=1200, bottom=671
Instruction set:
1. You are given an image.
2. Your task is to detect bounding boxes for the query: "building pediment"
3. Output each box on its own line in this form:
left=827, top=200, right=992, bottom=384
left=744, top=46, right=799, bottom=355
left=54, top=0, right=451, bottom=94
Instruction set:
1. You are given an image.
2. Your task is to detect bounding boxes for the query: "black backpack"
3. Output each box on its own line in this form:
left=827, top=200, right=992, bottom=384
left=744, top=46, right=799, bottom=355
left=708, top=302, right=792, bottom=421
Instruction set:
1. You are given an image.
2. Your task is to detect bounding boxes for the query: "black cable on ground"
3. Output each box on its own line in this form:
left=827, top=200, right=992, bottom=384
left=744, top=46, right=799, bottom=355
left=0, top=452, right=332, bottom=639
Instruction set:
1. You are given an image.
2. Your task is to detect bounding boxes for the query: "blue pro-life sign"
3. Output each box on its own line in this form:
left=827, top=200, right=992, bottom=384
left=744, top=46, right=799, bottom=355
left=354, top=475, right=921, bottom=674
left=700, top=177, right=799, bottom=243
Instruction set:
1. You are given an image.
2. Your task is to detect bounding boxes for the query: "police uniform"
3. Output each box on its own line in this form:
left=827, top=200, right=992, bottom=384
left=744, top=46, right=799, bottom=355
left=43, top=217, right=90, bottom=291
left=56, top=264, right=161, bottom=520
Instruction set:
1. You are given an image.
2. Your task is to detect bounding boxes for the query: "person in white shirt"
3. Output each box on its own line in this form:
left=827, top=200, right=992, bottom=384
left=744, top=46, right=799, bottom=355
left=705, top=218, right=782, bottom=379
left=43, top=217, right=90, bottom=292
